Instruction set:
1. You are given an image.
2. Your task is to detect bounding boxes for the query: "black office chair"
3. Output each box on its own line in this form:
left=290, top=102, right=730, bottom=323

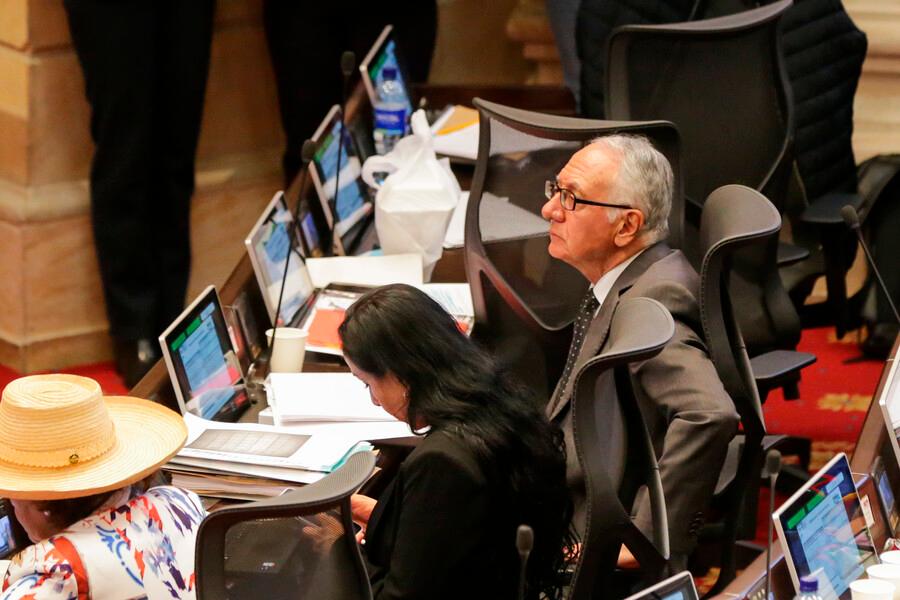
left=195, top=451, right=376, bottom=600
left=605, top=0, right=803, bottom=359
left=696, top=184, right=813, bottom=593
left=466, top=98, right=682, bottom=402
left=568, top=296, right=674, bottom=600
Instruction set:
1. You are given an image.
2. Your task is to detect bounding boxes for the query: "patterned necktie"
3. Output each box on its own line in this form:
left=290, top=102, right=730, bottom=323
left=554, top=289, right=601, bottom=410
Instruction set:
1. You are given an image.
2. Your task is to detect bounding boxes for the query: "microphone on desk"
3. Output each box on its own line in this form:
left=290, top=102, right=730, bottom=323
left=516, top=524, right=534, bottom=600
left=765, top=449, right=782, bottom=600
left=841, top=205, right=900, bottom=326
left=264, top=139, right=317, bottom=368
left=330, top=50, right=356, bottom=255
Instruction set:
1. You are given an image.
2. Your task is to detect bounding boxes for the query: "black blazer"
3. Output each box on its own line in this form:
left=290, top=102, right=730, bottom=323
left=363, top=428, right=517, bottom=599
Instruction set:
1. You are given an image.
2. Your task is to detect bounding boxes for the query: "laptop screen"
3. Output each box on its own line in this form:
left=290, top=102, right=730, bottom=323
left=623, top=571, right=698, bottom=600
left=159, top=286, right=250, bottom=423
left=360, top=25, right=414, bottom=116
left=774, top=452, right=878, bottom=599
left=310, top=106, right=373, bottom=252
left=244, top=192, right=316, bottom=326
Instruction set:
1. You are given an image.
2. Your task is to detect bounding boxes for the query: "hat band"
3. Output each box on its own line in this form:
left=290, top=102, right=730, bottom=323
left=0, top=429, right=116, bottom=468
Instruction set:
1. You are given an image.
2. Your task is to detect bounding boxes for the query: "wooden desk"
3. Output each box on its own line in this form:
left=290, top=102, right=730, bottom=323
left=713, top=335, right=900, bottom=600
left=133, top=81, right=574, bottom=411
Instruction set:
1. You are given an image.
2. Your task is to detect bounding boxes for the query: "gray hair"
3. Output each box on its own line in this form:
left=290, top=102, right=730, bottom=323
left=589, top=134, right=673, bottom=242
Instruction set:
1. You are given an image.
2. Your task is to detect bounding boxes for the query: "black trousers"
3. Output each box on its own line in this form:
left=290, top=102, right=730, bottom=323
left=263, top=0, right=438, bottom=185
left=63, top=0, right=214, bottom=341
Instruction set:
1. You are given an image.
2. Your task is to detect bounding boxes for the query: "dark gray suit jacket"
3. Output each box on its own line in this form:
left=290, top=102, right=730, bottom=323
left=547, top=242, right=739, bottom=556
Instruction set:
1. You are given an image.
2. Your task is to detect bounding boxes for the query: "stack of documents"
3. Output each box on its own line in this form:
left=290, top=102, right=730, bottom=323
left=267, top=372, right=398, bottom=424
left=164, top=413, right=373, bottom=500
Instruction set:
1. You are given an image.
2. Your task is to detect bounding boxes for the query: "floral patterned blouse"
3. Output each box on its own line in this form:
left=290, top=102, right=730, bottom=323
left=1, top=486, right=206, bottom=599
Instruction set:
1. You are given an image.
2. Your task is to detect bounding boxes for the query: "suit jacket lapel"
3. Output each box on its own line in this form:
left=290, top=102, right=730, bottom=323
left=549, top=242, right=673, bottom=421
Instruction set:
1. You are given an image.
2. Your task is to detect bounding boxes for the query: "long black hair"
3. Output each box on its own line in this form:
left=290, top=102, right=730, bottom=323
left=339, top=284, right=572, bottom=598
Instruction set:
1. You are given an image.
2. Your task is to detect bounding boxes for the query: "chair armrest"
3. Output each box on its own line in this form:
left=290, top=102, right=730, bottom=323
left=799, top=192, right=861, bottom=225
left=751, top=350, right=816, bottom=399
left=776, top=241, right=810, bottom=266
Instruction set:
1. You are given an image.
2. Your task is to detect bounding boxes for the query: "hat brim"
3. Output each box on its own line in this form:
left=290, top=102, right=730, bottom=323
left=0, top=396, right=186, bottom=500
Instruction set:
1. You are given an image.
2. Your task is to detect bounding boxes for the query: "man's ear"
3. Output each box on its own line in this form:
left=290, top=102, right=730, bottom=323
left=613, top=209, right=645, bottom=247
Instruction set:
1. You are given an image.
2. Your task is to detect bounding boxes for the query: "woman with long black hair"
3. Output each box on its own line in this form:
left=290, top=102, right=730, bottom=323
left=340, top=284, right=572, bottom=599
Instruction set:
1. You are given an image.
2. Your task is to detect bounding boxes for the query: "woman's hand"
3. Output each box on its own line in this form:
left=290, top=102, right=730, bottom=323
left=350, top=494, right=378, bottom=542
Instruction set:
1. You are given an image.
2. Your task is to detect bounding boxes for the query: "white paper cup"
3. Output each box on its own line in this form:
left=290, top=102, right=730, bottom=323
left=883, top=551, right=900, bottom=566
left=851, top=578, right=896, bottom=600
left=868, top=565, right=900, bottom=600
left=265, top=328, right=307, bottom=373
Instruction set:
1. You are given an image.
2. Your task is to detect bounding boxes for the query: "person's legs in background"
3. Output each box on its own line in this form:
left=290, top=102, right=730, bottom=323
left=63, top=0, right=214, bottom=387
left=545, top=0, right=582, bottom=110
left=153, top=0, right=215, bottom=335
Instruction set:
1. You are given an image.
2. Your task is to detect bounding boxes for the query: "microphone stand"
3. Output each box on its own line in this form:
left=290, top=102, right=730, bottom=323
left=331, top=50, right=355, bottom=255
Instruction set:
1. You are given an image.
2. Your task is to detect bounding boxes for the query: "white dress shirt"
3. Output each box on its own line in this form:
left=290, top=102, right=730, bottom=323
left=591, top=248, right=646, bottom=312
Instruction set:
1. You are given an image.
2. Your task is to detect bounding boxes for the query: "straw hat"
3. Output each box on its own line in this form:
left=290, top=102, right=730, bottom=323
left=0, top=374, right=187, bottom=500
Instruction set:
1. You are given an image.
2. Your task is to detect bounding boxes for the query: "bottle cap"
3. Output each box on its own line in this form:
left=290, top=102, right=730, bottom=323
left=799, top=575, right=818, bottom=593
left=382, top=67, right=397, bottom=81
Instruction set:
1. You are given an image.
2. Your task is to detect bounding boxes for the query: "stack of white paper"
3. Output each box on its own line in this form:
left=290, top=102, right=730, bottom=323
left=267, top=372, right=398, bottom=424
left=305, top=254, right=424, bottom=288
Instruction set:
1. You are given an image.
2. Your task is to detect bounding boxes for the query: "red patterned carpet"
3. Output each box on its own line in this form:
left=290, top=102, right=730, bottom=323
left=762, top=326, right=886, bottom=470
left=0, top=361, right=128, bottom=396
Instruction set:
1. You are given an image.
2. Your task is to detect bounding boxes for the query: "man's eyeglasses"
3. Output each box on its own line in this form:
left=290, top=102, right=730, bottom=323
left=544, top=180, right=634, bottom=212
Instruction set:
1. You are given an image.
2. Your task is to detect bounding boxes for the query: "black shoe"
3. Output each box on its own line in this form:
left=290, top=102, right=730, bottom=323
left=113, top=338, right=160, bottom=389
left=861, top=322, right=899, bottom=360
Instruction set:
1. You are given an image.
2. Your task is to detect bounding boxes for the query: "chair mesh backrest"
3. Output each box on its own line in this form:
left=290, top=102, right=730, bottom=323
left=218, top=509, right=365, bottom=600
left=698, top=185, right=781, bottom=439
left=569, top=297, right=674, bottom=599
left=606, top=0, right=793, bottom=214
left=196, top=452, right=375, bottom=600
left=466, top=99, right=681, bottom=398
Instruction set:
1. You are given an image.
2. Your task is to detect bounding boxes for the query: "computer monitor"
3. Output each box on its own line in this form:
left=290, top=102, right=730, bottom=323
left=159, top=286, right=250, bottom=423
left=877, top=355, right=900, bottom=472
left=871, top=455, right=900, bottom=539
left=244, top=191, right=316, bottom=326
left=773, top=452, right=879, bottom=599
left=309, top=105, right=373, bottom=255
left=622, top=571, right=699, bottom=600
left=359, top=25, right=415, bottom=117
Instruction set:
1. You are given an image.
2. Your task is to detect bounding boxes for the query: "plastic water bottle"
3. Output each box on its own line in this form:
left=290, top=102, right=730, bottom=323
left=794, top=576, right=823, bottom=600
left=373, top=67, right=407, bottom=155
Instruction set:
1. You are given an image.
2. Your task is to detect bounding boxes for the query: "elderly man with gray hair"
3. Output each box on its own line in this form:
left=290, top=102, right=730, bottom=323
left=542, top=134, right=739, bottom=568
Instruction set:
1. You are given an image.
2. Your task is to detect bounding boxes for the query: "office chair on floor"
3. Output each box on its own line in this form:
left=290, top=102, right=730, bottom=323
left=466, top=99, right=683, bottom=402
left=568, top=297, right=674, bottom=600
left=195, top=451, right=376, bottom=600
left=604, top=0, right=802, bottom=359
left=696, top=185, right=813, bottom=594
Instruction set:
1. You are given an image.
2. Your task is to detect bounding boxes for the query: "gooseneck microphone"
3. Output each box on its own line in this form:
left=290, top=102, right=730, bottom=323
left=516, top=524, right=534, bottom=600
left=765, top=449, right=782, bottom=600
left=266, top=140, right=317, bottom=366
left=331, top=50, right=356, bottom=254
left=841, top=205, right=900, bottom=325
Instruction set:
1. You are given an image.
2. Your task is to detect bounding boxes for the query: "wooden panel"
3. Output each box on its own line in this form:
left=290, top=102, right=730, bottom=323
left=0, top=0, right=28, bottom=50
left=0, top=220, right=24, bottom=342
left=196, top=22, right=284, bottom=161
left=22, top=214, right=107, bottom=340
left=0, top=110, right=28, bottom=185
left=0, top=46, right=29, bottom=119
left=187, top=178, right=280, bottom=299
left=26, top=0, right=70, bottom=51
left=23, top=329, right=112, bottom=373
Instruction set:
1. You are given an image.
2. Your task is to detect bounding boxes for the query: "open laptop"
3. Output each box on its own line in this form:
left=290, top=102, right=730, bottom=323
left=360, top=25, right=478, bottom=162
left=158, top=286, right=251, bottom=422
left=245, top=195, right=371, bottom=355
left=309, top=105, right=375, bottom=256
left=622, top=571, right=699, bottom=600
left=773, top=452, right=879, bottom=599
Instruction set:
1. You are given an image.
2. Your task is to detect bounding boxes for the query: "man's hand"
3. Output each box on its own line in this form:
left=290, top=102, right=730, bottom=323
left=350, top=494, right=378, bottom=542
